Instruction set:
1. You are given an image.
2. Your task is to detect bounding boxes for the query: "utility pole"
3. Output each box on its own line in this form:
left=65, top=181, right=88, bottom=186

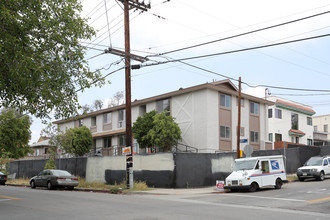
left=236, top=77, right=242, bottom=159
left=118, top=0, right=150, bottom=189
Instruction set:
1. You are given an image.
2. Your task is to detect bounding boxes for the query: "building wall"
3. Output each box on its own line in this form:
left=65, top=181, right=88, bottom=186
left=313, top=115, right=330, bottom=139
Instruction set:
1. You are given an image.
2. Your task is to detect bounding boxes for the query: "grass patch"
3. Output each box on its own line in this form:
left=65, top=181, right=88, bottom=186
left=7, top=178, right=30, bottom=185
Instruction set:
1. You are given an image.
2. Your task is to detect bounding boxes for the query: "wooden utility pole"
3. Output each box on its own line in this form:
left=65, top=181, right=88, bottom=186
left=119, top=0, right=150, bottom=189
left=236, top=77, right=242, bottom=159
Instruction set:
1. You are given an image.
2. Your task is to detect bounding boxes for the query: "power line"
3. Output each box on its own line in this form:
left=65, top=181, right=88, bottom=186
left=104, top=0, right=112, bottom=47
left=149, top=10, right=330, bottom=57
left=135, top=33, right=330, bottom=68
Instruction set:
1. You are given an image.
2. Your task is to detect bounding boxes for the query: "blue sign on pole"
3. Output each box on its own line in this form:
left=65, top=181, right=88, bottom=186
left=240, top=139, right=248, bottom=143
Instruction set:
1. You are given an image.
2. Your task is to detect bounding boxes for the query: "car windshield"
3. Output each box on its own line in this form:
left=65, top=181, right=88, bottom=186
left=305, top=157, right=323, bottom=166
left=51, top=170, right=72, bottom=176
left=234, top=159, right=258, bottom=171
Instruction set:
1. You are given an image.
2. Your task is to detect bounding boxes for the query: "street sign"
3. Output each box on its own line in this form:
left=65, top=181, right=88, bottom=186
left=122, top=147, right=131, bottom=156
left=240, top=139, right=248, bottom=143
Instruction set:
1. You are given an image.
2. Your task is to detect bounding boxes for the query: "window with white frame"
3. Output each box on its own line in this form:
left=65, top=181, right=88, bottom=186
left=275, top=109, right=282, bottom=119
left=220, top=94, right=231, bottom=108
left=250, top=131, right=259, bottom=143
left=268, top=133, right=273, bottom=142
left=268, top=109, right=272, bottom=118
left=307, top=117, right=312, bottom=126
left=119, top=135, right=126, bottom=147
left=118, top=109, right=125, bottom=128
left=157, top=99, right=170, bottom=114
left=220, top=126, right=231, bottom=139
left=291, top=113, right=298, bottom=130
left=103, top=112, right=112, bottom=124
left=250, top=102, right=259, bottom=115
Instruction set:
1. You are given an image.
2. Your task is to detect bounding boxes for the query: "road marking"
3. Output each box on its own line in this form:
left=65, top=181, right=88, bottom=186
left=0, top=199, right=11, bottom=202
left=223, top=193, right=306, bottom=202
left=307, top=196, right=330, bottom=203
left=0, top=195, right=22, bottom=200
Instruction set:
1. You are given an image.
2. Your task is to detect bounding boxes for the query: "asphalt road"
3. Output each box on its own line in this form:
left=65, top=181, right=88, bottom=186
left=1, top=179, right=330, bottom=220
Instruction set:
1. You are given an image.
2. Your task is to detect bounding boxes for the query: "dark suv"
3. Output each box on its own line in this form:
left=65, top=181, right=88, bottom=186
left=296, top=156, right=330, bottom=181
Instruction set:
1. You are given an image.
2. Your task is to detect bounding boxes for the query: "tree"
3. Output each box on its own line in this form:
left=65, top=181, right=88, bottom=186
left=0, top=0, right=104, bottom=120
left=61, top=126, right=92, bottom=157
left=132, top=111, right=182, bottom=152
left=93, top=99, right=103, bottom=110
left=132, top=110, right=157, bottom=149
left=147, top=112, right=182, bottom=152
left=108, top=91, right=124, bottom=107
left=41, top=123, right=64, bottom=169
left=0, top=109, right=32, bottom=159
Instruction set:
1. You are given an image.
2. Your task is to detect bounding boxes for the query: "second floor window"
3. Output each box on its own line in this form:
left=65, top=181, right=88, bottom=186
left=250, top=131, right=259, bottom=143
left=118, top=109, right=126, bottom=128
left=104, top=137, right=112, bottom=148
left=79, top=119, right=83, bottom=127
left=103, top=112, right=112, bottom=124
left=268, top=109, right=272, bottom=118
left=291, top=113, right=298, bottom=130
left=220, top=94, right=231, bottom=108
left=275, top=109, right=282, bottom=119
left=250, top=102, right=259, bottom=115
left=91, top=116, right=96, bottom=127
left=324, top=124, right=328, bottom=132
left=157, top=99, right=170, bottom=113
left=307, top=117, right=312, bottom=126
left=220, top=126, right=231, bottom=139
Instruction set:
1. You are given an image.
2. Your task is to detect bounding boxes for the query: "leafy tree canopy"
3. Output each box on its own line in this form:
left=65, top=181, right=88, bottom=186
left=0, top=109, right=32, bottom=158
left=61, top=126, right=92, bottom=156
left=0, top=0, right=104, bottom=120
left=132, top=111, right=182, bottom=152
left=132, top=110, right=157, bottom=148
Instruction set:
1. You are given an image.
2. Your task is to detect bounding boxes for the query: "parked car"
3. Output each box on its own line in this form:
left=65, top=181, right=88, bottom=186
left=296, top=156, right=330, bottom=181
left=30, top=169, right=79, bottom=190
left=0, top=171, right=7, bottom=185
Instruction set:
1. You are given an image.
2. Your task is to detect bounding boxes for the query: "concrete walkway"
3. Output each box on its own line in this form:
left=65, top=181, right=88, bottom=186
left=129, top=186, right=223, bottom=195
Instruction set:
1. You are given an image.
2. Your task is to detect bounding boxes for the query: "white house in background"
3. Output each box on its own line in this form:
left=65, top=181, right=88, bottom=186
left=267, top=96, right=315, bottom=148
left=313, top=114, right=330, bottom=146
left=53, top=80, right=274, bottom=155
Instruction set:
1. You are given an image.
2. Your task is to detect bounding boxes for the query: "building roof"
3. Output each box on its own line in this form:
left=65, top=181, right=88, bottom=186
left=30, top=139, right=52, bottom=148
left=275, top=99, right=315, bottom=116
left=53, top=80, right=274, bottom=124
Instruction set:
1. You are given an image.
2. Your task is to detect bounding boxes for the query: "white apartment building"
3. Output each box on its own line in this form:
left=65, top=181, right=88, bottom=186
left=313, top=114, right=330, bottom=145
left=54, top=80, right=273, bottom=155
left=267, top=96, right=315, bottom=148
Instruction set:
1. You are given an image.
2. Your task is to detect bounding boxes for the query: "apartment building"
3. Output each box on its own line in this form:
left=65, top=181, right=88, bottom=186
left=313, top=114, right=330, bottom=146
left=53, top=80, right=273, bottom=155
left=267, top=96, right=315, bottom=148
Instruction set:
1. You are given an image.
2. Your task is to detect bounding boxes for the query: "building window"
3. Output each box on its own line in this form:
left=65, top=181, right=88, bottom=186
left=275, top=133, right=282, bottom=142
left=291, top=113, right=298, bottom=130
left=275, top=109, right=282, bottom=119
left=103, top=137, right=112, bottom=148
left=240, top=127, right=244, bottom=136
left=250, top=102, right=259, bottom=115
left=220, top=94, right=231, bottom=108
left=268, top=133, right=273, bottom=142
left=314, top=126, right=318, bottom=132
left=91, top=116, right=96, bottom=127
left=250, top=131, right=259, bottom=143
left=307, top=117, right=312, bottom=126
left=78, top=119, right=84, bottom=127
left=296, top=137, right=299, bottom=144
left=103, top=112, right=112, bottom=124
left=220, top=126, right=231, bottom=139
left=324, top=124, right=328, bottom=132
left=307, top=139, right=313, bottom=145
left=237, top=98, right=244, bottom=107
left=157, top=99, right=170, bottom=113
left=119, top=135, right=126, bottom=147
left=118, top=109, right=126, bottom=128
left=268, top=109, right=272, bottom=118
left=45, top=148, right=48, bottom=154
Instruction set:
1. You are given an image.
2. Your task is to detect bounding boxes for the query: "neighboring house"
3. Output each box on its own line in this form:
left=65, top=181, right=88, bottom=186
left=53, top=80, right=274, bottom=155
left=267, top=96, right=315, bottom=148
left=313, top=114, right=330, bottom=146
left=30, top=137, right=51, bottom=157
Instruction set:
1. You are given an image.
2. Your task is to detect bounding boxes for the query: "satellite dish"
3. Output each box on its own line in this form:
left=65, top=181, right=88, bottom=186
left=244, top=145, right=254, bottom=157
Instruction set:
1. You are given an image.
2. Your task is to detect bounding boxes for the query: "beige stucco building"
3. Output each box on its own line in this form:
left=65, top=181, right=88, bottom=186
left=54, top=80, right=273, bottom=155
left=313, top=114, right=330, bottom=146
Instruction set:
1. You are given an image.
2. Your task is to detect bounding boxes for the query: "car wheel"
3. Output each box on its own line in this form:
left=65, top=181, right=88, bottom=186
left=318, top=171, right=325, bottom=181
left=274, top=178, right=283, bottom=189
left=30, top=180, right=36, bottom=189
left=47, top=181, right=53, bottom=190
left=298, top=177, right=305, bottom=182
left=249, top=182, right=258, bottom=192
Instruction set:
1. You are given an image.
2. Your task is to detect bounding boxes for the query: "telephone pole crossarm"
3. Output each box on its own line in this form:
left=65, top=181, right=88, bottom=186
left=118, top=0, right=150, bottom=11
left=105, top=48, right=149, bottom=63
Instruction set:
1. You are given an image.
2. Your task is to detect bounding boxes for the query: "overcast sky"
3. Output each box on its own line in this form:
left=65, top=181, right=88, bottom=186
left=30, top=0, right=330, bottom=143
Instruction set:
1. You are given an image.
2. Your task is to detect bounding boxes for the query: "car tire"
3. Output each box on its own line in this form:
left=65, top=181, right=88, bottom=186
left=30, top=180, right=36, bottom=189
left=249, top=182, right=258, bottom=192
left=274, top=178, right=283, bottom=189
left=47, top=181, right=53, bottom=190
left=318, top=171, right=325, bottom=181
left=298, top=177, right=305, bottom=182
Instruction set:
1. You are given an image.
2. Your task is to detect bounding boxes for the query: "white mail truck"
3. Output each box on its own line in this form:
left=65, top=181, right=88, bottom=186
left=224, top=155, right=287, bottom=192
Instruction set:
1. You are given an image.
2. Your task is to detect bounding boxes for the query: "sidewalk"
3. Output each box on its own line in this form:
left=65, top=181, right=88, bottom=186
left=127, top=186, right=222, bottom=195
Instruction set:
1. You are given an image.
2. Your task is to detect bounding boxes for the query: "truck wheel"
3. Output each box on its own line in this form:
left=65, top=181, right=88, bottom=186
left=318, top=171, right=325, bottom=181
left=249, top=182, right=258, bottom=192
left=274, top=178, right=282, bottom=189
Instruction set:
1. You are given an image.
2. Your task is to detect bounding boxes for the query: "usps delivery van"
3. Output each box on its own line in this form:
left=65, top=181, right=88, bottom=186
left=224, top=155, right=287, bottom=192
